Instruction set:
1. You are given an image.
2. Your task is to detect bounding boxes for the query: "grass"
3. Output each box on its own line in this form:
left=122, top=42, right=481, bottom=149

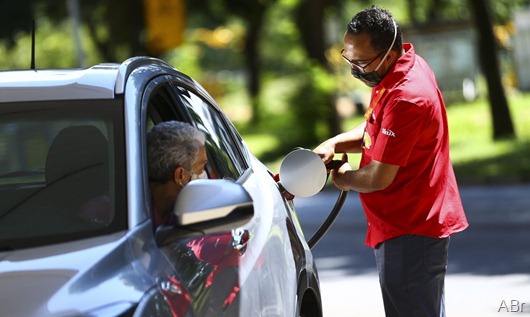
left=447, top=93, right=530, bottom=184
left=234, top=91, right=530, bottom=185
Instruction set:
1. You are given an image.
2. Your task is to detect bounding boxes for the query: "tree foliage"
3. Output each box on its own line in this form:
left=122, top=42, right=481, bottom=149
left=0, top=0, right=529, bottom=146
left=0, top=0, right=34, bottom=47
left=469, top=0, right=515, bottom=139
left=40, top=0, right=146, bottom=62
left=186, top=0, right=277, bottom=125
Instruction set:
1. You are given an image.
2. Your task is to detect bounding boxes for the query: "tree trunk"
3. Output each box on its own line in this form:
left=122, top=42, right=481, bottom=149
left=469, top=0, right=516, bottom=140
left=406, top=0, right=419, bottom=24
left=244, top=8, right=265, bottom=125
left=296, top=0, right=328, bottom=69
left=296, top=0, right=341, bottom=137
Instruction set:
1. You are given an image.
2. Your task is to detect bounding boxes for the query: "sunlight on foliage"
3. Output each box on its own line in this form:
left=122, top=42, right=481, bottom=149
left=0, top=17, right=104, bottom=70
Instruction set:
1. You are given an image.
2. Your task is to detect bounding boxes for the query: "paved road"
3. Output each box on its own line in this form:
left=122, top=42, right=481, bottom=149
left=295, top=184, right=530, bottom=317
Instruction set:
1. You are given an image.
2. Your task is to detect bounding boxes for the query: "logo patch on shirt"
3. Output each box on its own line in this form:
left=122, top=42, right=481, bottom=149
left=382, top=128, right=396, bottom=137
left=362, top=130, right=372, bottom=149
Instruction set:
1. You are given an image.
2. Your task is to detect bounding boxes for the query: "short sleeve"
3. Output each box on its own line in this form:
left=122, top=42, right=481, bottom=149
left=371, top=99, right=428, bottom=166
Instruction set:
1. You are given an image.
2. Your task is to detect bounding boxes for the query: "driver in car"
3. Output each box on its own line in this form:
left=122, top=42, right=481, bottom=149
left=146, top=121, right=208, bottom=228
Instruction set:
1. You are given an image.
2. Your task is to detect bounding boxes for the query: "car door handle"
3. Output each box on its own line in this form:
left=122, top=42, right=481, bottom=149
left=232, top=228, right=250, bottom=254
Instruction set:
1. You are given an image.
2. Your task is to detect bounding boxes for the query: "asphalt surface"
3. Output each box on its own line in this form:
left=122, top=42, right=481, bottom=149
left=295, top=184, right=530, bottom=317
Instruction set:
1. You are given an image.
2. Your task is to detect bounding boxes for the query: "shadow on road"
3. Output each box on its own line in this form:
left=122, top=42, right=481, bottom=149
left=297, top=185, right=530, bottom=277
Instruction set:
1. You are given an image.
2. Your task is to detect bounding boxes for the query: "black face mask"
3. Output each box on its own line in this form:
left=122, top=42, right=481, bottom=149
left=349, top=19, right=398, bottom=88
left=351, top=68, right=383, bottom=87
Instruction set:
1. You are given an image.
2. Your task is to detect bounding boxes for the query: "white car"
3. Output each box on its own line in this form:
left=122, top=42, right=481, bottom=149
left=0, top=57, right=322, bottom=317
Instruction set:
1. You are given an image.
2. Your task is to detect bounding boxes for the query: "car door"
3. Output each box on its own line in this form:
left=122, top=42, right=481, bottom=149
left=141, top=75, right=299, bottom=316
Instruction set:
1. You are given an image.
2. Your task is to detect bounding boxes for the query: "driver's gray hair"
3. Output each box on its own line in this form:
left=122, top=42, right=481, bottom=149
left=147, top=121, right=206, bottom=184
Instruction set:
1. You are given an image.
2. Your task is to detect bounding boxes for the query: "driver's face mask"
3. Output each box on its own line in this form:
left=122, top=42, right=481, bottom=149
left=189, top=170, right=207, bottom=181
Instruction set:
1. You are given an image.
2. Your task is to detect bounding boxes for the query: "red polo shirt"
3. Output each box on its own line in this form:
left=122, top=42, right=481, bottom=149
left=359, top=43, right=468, bottom=248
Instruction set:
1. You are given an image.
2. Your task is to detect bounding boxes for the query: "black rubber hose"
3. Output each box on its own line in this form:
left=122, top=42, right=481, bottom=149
left=307, top=189, right=348, bottom=249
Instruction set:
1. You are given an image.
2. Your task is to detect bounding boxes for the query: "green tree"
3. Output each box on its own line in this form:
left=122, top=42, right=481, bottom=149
left=186, top=0, right=277, bottom=125
left=0, top=0, right=145, bottom=68
left=40, top=0, right=146, bottom=62
left=404, top=0, right=518, bottom=140
left=0, top=0, right=34, bottom=47
left=295, top=0, right=342, bottom=138
left=469, top=0, right=515, bottom=140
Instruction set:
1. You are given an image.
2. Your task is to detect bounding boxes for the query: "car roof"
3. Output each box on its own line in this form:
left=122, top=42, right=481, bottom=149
left=0, top=64, right=120, bottom=102
left=0, top=57, right=179, bottom=103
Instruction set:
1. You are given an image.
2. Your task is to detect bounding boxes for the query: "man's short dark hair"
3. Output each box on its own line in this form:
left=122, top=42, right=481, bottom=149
left=347, top=6, right=403, bottom=53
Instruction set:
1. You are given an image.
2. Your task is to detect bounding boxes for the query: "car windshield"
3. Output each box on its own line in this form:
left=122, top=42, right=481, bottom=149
left=0, top=100, right=127, bottom=250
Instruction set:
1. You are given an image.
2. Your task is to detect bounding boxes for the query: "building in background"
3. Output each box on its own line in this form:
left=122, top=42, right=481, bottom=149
left=403, top=21, right=479, bottom=103
left=513, top=8, right=530, bottom=91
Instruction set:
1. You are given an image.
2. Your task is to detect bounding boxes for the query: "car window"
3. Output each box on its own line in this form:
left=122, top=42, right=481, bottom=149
left=144, top=79, right=249, bottom=181
left=174, top=86, right=249, bottom=180
left=0, top=100, right=127, bottom=250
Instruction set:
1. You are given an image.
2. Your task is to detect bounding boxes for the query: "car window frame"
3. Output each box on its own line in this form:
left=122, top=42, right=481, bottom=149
left=170, top=82, right=250, bottom=178
left=141, top=74, right=251, bottom=181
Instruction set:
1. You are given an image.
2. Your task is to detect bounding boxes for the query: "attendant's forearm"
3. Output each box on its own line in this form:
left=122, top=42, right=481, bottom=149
left=334, top=122, right=366, bottom=154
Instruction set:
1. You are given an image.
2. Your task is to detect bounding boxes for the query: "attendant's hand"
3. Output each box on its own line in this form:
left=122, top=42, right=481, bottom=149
left=313, top=139, right=336, bottom=165
left=331, top=153, right=352, bottom=191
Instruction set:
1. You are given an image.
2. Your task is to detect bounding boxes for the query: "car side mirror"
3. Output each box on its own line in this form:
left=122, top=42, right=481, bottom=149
left=174, top=179, right=253, bottom=225
left=156, top=179, right=254, bottom=246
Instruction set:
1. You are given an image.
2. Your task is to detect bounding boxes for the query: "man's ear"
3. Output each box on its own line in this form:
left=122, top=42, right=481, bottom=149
left=173, top=166, right=187, bottom=185
left=385, top=49, right=398, bottom=65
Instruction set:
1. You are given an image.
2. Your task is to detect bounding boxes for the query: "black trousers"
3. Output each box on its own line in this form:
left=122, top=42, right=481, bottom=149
left=374, top=235, right=449, bottom=317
